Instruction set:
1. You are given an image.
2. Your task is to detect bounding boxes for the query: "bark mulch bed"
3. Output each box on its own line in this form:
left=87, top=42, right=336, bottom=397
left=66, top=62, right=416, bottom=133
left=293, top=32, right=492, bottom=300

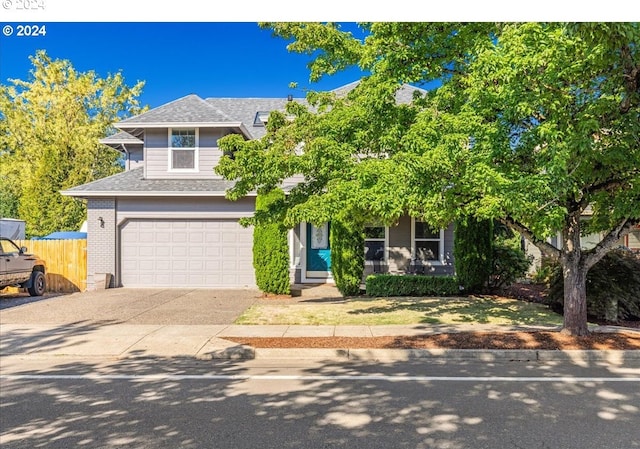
left=228, top=331, right=640, bottom=351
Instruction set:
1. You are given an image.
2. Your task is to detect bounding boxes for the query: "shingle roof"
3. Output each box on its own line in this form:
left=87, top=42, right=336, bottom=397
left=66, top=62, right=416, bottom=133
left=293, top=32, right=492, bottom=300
left=99, top=131, right=143, bottom=145
left=112, top=81, right=426, bottom=136
left=61, top=168, right=243, bottom=197
left=117, top=94, right=237, bottom=126
left=332, top=80, right=427, bottom=104
left=205, top=98, right=305, bottom=139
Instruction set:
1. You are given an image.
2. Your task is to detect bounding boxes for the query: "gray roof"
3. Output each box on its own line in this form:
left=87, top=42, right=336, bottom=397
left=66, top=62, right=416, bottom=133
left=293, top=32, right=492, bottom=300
left=99, top=131, right=143, bottom=145
left=117, top=95, right=237, bottom=127
left=61, top=168, right=245, bottom=197
left=110, top=81, right=426, bottom=139
left=205, top=97, right=305, bottom=139
left=332, top=80, right=427, bottom=104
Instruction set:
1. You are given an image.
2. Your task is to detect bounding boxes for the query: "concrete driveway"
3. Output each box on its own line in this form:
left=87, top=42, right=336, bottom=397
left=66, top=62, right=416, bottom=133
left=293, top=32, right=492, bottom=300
left=0, top=288, right=260, bottom=326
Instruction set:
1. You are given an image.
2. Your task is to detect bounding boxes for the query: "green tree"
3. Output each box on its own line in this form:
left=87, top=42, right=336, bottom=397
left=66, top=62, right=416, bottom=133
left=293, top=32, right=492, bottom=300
left=0, top=50, right=145, bottom=236
left=216, top=23, right=639, bottom=336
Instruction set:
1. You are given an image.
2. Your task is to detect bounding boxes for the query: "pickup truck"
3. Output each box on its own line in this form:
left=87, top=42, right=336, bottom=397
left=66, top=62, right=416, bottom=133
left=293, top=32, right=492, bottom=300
left=0, top=237, right=46, bottom=296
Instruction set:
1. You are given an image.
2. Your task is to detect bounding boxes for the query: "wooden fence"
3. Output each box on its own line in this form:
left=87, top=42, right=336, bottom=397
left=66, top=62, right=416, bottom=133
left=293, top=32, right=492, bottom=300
left=10, top=239, right=87, bottom=293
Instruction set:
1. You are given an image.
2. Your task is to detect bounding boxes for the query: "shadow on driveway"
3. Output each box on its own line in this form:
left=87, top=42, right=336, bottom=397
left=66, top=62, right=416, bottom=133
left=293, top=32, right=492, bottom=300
left=0, top=288, right=260, bottom=326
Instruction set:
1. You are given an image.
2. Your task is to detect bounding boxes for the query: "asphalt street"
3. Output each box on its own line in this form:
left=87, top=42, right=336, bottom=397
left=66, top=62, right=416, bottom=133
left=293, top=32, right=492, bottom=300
left=2, top=357, right=639, bottom=449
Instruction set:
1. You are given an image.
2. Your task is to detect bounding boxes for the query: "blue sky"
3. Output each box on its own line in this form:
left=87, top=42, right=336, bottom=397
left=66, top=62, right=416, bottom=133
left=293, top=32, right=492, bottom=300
left=1, top=1, right=629, bottom=109
left=1, top=22, right=368, bottom=108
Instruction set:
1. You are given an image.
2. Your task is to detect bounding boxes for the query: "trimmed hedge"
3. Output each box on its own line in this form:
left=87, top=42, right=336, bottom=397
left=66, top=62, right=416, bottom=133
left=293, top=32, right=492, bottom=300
left=366, top=274, right=460, bottom=297
left=330, top=219, right=365, bottom=297
left=454, top=218, right=493, bottom=293
left=253, top=189, right=290, bottom=295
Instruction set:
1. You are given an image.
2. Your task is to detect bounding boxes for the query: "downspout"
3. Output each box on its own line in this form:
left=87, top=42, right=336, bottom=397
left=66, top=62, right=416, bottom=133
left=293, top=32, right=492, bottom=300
left=121, top=144, right=130, bottom=171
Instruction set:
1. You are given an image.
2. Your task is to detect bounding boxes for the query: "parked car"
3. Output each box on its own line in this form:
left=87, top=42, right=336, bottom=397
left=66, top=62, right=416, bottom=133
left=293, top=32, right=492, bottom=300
left=0, top=237, right=46, bottom=296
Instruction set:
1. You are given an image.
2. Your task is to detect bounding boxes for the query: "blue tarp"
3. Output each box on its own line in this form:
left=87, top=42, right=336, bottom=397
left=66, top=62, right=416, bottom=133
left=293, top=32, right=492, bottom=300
left=38, top=231, right=87, bottom=240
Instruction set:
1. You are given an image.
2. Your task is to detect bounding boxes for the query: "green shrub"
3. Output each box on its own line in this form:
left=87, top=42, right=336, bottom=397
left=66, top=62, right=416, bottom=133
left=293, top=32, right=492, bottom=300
left=366, top=274, right=460, bottom=297
left=532, top=265, right=554, bottom=284
left=330, top=219, right=365, bottom=297
left=489, top=224, right=532, bottom=289
left=454, top=218, right=493, bottom=294
left=253, top=189, right=290, bottom=295
left=546, top=249, right=640, bottom=322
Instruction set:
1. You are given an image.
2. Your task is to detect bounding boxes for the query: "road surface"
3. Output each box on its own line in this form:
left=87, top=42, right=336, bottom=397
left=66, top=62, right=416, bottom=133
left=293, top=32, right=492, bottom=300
left=1, top=356, right=639, bottom=449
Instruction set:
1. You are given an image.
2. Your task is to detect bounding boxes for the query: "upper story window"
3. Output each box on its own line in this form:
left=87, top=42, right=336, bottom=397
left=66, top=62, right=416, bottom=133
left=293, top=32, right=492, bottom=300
left=413, top=219, right=444, bottom=263
left=169, top=128, right=198, bottom=170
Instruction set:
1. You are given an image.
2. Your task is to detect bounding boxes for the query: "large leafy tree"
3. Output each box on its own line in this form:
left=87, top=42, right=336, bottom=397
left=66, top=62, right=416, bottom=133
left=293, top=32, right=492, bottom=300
left=216, top=22, right=640, bottom=336
left=0, top=50, right=145, bottom=236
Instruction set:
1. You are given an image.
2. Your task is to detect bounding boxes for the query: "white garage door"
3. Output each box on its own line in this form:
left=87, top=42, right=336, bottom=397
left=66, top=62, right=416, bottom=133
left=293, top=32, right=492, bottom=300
left=120, top=219, right=255, bottom=288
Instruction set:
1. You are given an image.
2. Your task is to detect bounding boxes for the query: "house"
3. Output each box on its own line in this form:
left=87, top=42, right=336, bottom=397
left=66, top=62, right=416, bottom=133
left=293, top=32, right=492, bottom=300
left=62, top=84, right=455, bottom=290
left=523, top=224, right=640, bottom=275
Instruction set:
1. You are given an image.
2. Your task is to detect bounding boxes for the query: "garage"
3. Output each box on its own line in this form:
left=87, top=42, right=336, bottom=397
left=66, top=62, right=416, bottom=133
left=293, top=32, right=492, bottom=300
left=119, top=219, right=255, bottom=288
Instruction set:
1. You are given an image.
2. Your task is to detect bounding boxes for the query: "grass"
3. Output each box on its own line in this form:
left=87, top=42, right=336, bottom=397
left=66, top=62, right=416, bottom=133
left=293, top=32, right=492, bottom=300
left=234, top=295, right=564, bottom=326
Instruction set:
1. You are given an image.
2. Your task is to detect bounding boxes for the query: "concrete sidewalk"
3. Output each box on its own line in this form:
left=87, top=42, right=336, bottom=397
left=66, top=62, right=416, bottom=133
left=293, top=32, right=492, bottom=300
left=1, top=286, right=638, bottom=363
left=2, top=322, right=638, bottom=363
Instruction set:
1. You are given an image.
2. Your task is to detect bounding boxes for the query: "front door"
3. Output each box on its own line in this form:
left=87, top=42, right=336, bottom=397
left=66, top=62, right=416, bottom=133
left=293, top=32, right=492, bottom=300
left=305, top=222, right=331, bottom=279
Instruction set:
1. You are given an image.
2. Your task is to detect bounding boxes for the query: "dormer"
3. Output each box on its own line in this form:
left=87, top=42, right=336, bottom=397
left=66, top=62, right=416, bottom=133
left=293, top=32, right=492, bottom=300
left=101, top=94, right=307, bottom=181
left=110, top=95, right=252, bottom=180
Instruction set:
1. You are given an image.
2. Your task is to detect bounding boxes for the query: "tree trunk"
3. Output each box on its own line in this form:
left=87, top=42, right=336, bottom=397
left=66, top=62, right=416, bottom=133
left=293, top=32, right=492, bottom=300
left=560, top=212, right=590, bottom=336
left=561, top=259, right=589, bottom=336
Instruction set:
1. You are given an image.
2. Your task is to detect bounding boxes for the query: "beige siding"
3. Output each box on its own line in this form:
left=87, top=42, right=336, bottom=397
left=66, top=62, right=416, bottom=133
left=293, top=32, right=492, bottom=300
left=127, top=144, right=144, bottom=170
left=145, top=127, right=226, bottom=179
left=116, top=196, right=256, bottom=219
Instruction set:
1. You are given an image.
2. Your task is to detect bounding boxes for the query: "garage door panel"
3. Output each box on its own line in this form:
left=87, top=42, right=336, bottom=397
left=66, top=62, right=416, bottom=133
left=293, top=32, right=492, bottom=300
left=156, top=247, right=170, bottom=257
left=205, top=234, right=221, bottom=244
left=189, top=247, right=204, bottom=257
left=120, top=219, right=256, bottom=288
left=205, top=260, right=221, bottom=270
left=205, top=247, right=221, bottom=257
left=172, top=247, right=188, bottom=257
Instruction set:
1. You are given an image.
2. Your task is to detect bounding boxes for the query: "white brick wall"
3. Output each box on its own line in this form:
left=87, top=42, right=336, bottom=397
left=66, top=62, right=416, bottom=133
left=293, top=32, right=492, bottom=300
left=87, top=198, right=116, bottom=290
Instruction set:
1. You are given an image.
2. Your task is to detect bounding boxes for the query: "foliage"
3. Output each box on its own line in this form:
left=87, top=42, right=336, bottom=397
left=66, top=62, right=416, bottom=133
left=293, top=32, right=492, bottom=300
left=366, top=274, right=459, bottom=297
left=546, top=250, right=640, bottom=322
left=454, top=218, right=493, bottom=293
left=0, top=50, right=144, bottom=237
left=330, top=219, right=365, bottom=297
left=216, top=23, right=640, bottom=335
left=532, top=265, right=554, bottom=284
left=489, top=223, right=532, bottom=290
left=253, top=188, right=290, bottom=295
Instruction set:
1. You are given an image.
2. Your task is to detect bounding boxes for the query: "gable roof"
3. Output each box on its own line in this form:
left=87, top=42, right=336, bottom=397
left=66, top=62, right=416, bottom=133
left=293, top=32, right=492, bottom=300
left=116, top=94, right=242, bottom=128
left=110, top=81, right=427, bottom=141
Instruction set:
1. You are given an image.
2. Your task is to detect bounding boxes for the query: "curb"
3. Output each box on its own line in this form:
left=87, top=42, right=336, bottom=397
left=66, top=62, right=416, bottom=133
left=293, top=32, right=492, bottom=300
left=199, top=347, right=640, bottom=363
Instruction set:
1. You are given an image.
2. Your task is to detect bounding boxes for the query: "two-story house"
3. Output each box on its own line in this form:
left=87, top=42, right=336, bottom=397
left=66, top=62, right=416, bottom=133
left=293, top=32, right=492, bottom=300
left=62, top=84, right=455, bottom=290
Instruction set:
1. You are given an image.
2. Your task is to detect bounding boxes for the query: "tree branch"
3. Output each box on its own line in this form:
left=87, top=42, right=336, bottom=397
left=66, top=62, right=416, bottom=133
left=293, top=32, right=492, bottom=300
left=583, top=218, right=640, bottom=271
left=499, top=216, right=561, bottom=261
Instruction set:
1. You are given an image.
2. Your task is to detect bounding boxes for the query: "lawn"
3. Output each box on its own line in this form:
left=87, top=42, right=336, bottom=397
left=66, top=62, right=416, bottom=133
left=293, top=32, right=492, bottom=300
left=235, top=295, right=564, bottom=326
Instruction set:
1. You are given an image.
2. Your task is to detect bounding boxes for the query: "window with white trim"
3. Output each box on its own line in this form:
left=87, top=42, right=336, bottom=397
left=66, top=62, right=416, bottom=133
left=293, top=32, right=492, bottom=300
left=364, top=225, right=386, bottom=262
left=413, top=219, right=443, bottom=262
left=169, top=128, right=197, bottom=170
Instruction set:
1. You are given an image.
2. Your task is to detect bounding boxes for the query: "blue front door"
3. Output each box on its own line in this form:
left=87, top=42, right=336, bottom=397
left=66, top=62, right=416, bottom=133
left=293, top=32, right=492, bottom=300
left=306, top=222, right=331, bottom=276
